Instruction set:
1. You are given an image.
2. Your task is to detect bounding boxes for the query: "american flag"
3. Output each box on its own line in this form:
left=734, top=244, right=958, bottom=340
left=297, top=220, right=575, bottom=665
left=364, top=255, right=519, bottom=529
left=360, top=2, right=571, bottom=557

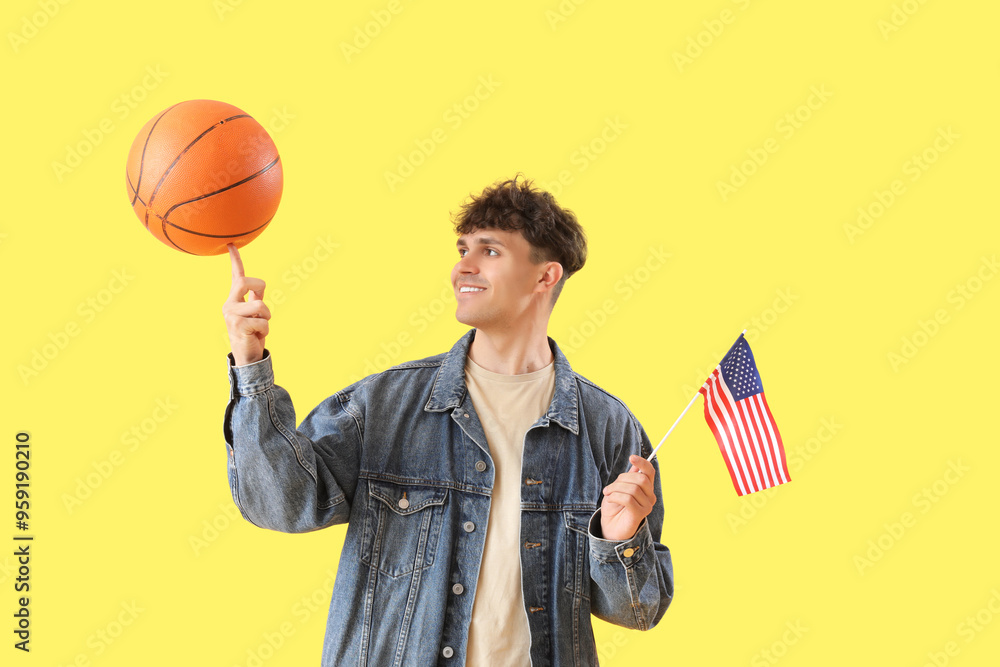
left=698, top=334, right=790, bottom=496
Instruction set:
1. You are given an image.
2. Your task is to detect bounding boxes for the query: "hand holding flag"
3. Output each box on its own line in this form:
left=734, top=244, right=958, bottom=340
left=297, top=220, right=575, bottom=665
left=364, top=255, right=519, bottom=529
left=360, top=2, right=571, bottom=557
left=600, top=454, right=657, bottom=541
left=647, top=330, right=790, bottom=496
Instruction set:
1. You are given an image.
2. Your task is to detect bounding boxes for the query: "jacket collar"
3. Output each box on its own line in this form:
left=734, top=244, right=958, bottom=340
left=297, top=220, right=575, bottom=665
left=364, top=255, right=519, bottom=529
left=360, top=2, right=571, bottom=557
left=425, top=328, right=580, bottom=435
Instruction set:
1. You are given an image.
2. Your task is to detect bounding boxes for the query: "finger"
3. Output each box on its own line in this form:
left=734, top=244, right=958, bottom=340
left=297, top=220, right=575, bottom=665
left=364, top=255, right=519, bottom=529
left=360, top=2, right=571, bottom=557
left=226, top=275, right=267, bottom=305
left=629, top=454, right=655, bottom=478
left=229, top=243, right=244, bottom=279
left=602, top=490, right=652, bottom=514
left=234, top=314, right=269, bottom=337
left=603, top=476, right=656, bottom=506
left=226, top=300, right=272, bottom=321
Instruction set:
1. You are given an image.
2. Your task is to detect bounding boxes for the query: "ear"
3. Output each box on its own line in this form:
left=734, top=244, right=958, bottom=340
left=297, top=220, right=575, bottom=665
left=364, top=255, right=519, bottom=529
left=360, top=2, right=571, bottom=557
left=535, top=261, right=564, bottom=293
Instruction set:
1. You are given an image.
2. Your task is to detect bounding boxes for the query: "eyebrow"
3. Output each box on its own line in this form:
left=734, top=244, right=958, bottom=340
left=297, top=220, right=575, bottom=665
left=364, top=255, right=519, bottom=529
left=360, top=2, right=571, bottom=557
left=456, top=235, right=507, bottom=248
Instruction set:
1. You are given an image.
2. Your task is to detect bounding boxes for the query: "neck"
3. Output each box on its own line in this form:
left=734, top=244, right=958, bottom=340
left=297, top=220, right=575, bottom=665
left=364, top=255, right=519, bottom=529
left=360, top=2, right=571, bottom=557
left=467, top=322, right=554, bottom=375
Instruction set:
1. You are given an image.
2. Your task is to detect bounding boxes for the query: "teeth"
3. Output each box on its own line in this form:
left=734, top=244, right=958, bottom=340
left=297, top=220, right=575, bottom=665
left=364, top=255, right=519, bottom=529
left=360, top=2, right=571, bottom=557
left=460, top=286, right=485, bottom=293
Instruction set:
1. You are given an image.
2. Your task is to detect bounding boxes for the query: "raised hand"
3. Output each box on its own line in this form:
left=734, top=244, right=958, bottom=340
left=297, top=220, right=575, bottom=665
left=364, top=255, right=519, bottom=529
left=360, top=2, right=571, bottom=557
left=222, top=243, right=271, bottom=366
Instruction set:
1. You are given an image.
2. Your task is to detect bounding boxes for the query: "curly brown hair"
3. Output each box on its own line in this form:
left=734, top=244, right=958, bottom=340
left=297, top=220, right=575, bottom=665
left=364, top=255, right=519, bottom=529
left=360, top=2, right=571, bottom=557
left=452, top=174, right=587, bottom=306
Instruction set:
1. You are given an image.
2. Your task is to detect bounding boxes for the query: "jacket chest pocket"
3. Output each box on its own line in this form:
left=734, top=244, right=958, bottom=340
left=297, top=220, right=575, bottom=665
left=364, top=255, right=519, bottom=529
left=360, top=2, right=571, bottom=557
left=361, top=480, right=448, bottom=578
left=563, top=510, right=593, bottom=601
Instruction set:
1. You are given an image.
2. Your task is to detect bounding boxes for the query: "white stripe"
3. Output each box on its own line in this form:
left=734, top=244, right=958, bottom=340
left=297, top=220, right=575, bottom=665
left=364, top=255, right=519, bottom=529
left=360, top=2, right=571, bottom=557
left=738, top=399, right=772, bottom=489
left=703, top=371, right=748, bottom=495
left=708, top=372, right=755, bottom=494
left=754, top=394, right=789, bottom=484
left=716, top=375, right=764, bottom=492
left=747, top=397, right=781, bottom=486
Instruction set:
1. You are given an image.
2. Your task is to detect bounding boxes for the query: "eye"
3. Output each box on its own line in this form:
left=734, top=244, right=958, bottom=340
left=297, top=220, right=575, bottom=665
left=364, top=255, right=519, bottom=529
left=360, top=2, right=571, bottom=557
left=485, top=248, right=499, bottom=257
left=458, top=247, right=467, bottom=257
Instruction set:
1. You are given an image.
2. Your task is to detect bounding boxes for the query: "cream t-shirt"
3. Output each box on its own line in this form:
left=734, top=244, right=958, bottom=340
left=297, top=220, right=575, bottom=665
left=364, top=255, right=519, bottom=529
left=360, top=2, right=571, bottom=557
left=463, top=355, right=556, bottom=667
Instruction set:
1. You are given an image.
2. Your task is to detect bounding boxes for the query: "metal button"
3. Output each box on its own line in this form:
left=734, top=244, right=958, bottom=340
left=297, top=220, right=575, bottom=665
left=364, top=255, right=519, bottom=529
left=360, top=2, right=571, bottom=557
left=452, top=583, right=464, bottom=595
left=442, top=646, right=454, bottom=658
left=463, top=413, right=470, bottom=418
left=623, top=548, right=635, bottom=558
left=475, top=460, right=487, bottom=472
left=463, top=521, right=475, bottom=532
left=397, top=497, right=410, bottom=509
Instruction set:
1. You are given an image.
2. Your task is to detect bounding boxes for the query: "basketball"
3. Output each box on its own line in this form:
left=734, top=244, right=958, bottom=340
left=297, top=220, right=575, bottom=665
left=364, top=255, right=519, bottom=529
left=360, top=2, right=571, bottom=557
left=125, top=99, right=283, bottom=256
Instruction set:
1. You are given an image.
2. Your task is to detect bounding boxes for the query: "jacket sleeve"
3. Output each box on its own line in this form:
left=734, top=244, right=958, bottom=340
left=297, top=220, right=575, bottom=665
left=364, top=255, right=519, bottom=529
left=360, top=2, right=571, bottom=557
left=586, top=418, right=674, bottom=631
left=222, top=349, right=363, bottom=533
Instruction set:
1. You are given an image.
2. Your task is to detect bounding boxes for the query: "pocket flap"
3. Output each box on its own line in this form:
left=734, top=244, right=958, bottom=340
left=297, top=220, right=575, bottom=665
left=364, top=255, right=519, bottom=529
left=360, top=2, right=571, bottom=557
left=368, top=480, right=447, bottom=516
left=564, top=509, right=595, bottom=536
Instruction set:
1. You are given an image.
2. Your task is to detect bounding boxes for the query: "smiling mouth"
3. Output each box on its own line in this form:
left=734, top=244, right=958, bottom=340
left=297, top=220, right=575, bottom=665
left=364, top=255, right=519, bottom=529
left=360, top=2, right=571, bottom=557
left=459, top=286, right=486, bottom=293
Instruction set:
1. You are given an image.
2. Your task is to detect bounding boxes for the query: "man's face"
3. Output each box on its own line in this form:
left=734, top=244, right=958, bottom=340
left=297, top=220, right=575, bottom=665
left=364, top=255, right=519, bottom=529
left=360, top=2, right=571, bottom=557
left=451, top=227, right=552, bottom=331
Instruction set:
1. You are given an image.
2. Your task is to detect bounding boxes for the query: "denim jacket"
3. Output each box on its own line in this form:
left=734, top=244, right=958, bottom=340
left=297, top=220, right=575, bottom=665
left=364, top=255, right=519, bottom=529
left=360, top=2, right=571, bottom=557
left=223, top=328, right=673, bottom=666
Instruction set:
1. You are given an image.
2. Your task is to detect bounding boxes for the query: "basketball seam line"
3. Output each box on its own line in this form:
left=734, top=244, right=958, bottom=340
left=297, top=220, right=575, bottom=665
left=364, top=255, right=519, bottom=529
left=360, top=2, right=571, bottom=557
left=160, top=214, right=274, bottom=255
left=161, top=154, right=281, bottom=224
left=131, top=103, right=182, bottom=212
left=143, top=113, right=251, bottom=229
left=157, top=154, right=280, bottom=253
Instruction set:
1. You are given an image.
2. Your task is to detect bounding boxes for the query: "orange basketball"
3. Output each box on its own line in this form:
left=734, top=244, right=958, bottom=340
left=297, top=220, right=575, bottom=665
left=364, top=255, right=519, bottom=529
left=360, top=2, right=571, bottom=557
left=125, top=99, right=282, bottom=256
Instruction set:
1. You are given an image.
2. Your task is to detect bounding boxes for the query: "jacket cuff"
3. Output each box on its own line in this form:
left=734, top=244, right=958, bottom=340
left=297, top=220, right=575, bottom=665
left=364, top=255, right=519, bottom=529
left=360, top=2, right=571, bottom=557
left=227, top=349, right=274, bottom=397
left=587, top=507, right=653, bottom=566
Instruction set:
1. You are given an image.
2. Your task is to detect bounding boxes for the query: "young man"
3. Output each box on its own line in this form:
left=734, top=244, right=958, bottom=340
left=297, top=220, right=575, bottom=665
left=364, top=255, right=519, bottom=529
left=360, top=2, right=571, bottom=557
left=222, top=176, right=673, bottom=666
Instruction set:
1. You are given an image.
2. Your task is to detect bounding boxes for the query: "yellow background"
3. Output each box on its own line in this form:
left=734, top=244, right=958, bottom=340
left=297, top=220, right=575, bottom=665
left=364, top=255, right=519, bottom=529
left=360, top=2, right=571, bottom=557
left=3, top=0, right=999, bottom=664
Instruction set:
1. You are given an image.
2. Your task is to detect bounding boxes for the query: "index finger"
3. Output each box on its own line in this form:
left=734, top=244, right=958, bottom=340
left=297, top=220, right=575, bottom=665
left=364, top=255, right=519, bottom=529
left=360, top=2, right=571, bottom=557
left=628, top=454, right=655, bottom=478
left=228, top=243, right=244, bottom=279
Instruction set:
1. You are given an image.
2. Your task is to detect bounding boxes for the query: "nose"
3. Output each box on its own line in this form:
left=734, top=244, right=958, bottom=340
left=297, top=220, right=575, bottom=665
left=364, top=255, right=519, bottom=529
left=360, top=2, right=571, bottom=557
left=455, top=251, right=479, bottom=276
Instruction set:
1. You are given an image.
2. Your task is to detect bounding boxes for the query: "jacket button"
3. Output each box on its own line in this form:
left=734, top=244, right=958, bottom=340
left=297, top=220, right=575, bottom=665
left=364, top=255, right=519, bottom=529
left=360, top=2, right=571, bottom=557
left=452, top=583, right=464, bottom=595
left=442, top=646, right=454, bottom=658
left=397, top=497, right=410, bottom=509
left=623, top=548, right=635, bottom=558
left=475, top=460, right=487, bottom=472
left=463, top=521, right=475, bottom=532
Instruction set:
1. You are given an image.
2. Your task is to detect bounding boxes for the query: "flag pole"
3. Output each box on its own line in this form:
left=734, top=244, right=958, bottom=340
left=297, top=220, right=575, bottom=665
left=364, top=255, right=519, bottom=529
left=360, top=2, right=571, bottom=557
left=646, top=329, right=747, bottom=463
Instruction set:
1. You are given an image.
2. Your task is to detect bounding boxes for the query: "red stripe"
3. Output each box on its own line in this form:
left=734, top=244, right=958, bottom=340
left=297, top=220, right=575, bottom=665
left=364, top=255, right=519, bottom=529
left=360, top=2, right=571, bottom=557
left=700, top=373, right=746, bottom=495
left=707, top=372, right=755, bottom=494
left=743, top=398, right=777, bottom=488
left=756, top=393, right=790, bottom=483
left=715, top=377, right=763, bottom=492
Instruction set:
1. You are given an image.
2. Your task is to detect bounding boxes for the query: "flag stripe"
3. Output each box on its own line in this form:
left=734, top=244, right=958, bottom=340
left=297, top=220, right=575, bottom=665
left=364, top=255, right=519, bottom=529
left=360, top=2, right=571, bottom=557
left=706, top=371, right=753, bottom=494
left=744, top=399, right=777, bottom=488
left=699, top=373, right=748, bottom=495
left=747, top=397, right=779, bottom=486
left=697, top=335, right=789, bottom=496
left=714, top=372, right=764, bottom=491
left=738, top=399, right=773, bottom=489
left=756, top=393, right=790, bottom=483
